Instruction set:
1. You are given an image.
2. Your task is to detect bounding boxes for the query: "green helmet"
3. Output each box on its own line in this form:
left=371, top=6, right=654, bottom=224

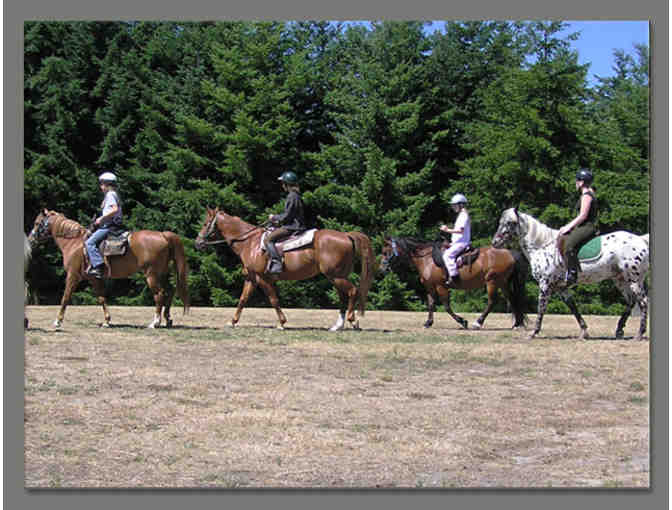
left=278, top=171, right=298, bottom=184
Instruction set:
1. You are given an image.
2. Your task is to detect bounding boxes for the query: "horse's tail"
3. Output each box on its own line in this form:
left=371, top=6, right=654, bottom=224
left=164, top=232, right=190, bottom=314
left=347, top=231, right=375, bottom=316
left=508, top=250, right=529, bottom=326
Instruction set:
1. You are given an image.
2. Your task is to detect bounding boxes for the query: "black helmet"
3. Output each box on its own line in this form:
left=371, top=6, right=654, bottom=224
left=278, top=171, right=298, bottom=184
left=576, top=168, right=593, bottom=183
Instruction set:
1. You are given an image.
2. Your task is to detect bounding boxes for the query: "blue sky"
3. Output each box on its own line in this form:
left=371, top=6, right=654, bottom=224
left=559, top=21, right=649, bottom=84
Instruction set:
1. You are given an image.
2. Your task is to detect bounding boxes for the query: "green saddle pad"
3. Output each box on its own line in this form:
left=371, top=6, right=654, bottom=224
left=578, top=236, right=601, bottom=260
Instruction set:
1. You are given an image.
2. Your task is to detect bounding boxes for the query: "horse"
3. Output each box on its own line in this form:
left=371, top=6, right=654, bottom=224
left=194, top=207, right=375, bottom=331
left=27, top=209, right=190, bottom=329
left=492, top=208, right=649, bottom=341
left=380, top=237, right=529, bottom=330
left=24, top=232, right=32, bottom=328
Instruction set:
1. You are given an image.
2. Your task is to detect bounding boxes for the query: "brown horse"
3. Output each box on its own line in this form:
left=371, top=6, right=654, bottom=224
left=195, top=207, right=375, bottom=331
left=380, top=237, right=529, bottom=329
left=27, top=209, right=190, bottom=329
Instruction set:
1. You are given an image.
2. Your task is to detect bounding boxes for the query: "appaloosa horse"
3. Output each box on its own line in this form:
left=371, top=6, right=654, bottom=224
left=28, top=209, right=190, bottom=328
left=492, top=208, right=649, bottom=341
left=195, top=207, right=375, bottom=331
left=380, top=237, right=529, bottom=330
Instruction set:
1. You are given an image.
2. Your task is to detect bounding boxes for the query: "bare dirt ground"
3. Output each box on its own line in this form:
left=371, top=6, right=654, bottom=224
left=23, top=305, right=650, bottom=488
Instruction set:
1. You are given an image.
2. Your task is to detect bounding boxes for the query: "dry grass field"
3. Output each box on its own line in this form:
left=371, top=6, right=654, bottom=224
left=23, top=305, right=650, bottom=488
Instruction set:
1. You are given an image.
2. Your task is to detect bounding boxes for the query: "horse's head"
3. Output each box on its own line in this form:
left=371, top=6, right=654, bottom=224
left=380, top=237, right=402, bottom=272
left=492, top=208, right=522, bottom=248
left=27, top=209, right=54, bottom=247
left=195, top=207, right=220, bottom=251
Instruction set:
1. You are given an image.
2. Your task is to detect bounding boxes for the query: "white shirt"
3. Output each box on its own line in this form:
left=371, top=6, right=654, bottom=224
left=101, top=191, right=122, bottom=226
left=452, top=210, right=471, bottom=244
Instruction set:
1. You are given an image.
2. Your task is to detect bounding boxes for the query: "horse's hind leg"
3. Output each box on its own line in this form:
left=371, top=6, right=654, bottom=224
left=618, top=278, right=648, bottom=341
left=161, top=274, right=175, bottom=328
left=330, top=278, right=360, bottom=331
left=145, top=273, right=164, bottom=328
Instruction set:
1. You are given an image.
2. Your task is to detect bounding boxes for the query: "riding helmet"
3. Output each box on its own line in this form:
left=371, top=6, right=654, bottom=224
left=450, top=193, right=468, bottom=205
left=278, top=171, right=298, bottom=184
left=99, top=172, right=117, bottom=184
left=575, top=168, right=593, bottom=183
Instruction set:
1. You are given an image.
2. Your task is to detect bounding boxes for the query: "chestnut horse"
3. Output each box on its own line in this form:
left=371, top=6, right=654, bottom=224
left=28, top=209, right=189, bottom=329
left=380, top=237, right=529, bottom=330
left=195, top=207, right=375, bottom=331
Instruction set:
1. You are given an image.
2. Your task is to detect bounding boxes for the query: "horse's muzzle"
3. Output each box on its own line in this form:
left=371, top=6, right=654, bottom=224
left=194, top=238, right=206, bottom=251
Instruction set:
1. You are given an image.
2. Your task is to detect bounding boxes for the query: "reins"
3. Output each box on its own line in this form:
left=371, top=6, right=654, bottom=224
left=199, top=213, right=267, bottom=246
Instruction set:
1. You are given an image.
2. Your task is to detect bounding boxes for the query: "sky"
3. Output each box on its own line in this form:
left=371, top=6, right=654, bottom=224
left=558, top=21, right=649, bottom=85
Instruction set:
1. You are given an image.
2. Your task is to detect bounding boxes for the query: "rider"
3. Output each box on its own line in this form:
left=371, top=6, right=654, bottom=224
left=85, top=172, right=123, bottom=279
left=265, top=171, right=306, bottom=274
left=558, top=168, right=598, bottom=286
left=440, top=193, right=471, bottom=287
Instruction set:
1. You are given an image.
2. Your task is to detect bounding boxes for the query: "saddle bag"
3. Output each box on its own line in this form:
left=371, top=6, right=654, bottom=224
left=101, top=231, right=131, bottom=257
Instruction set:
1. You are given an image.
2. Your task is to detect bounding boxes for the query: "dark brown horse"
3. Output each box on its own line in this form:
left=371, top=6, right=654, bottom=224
left=27, top=209, right=190, bottom=328
left=380, top=237, right=529, bottom=329
left=195, top=207, right=375, bottom=331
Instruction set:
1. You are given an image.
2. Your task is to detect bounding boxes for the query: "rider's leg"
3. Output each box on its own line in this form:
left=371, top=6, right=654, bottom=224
left=264, top=227, right=290, bottom=274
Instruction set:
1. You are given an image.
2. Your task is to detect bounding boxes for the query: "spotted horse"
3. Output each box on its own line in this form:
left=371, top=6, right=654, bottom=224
left=492, top=208, right=649, bottom=341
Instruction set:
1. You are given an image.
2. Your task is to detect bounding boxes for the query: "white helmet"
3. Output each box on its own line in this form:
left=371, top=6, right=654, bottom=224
left=450, top=193, right=468, bottom=205
left=98, top=172, right=117, bottom=184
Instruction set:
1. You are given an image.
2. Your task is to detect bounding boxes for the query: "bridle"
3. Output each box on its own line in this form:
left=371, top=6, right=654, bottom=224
left=196, top=212, right=266, bottom=247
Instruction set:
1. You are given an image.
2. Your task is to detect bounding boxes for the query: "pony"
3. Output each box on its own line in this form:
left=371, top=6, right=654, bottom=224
left=492, top=208, right=649, bottom=341
left=195, top=207, right=375, bottom=331
left=27, top=209, right=190, bottom=329
left=380, top=237, right=529, bottom=330
left=24, top=232, right=32, bottom=328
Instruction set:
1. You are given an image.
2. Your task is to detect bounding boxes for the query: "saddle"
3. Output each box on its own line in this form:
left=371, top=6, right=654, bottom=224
left=83, top=227, right=132, bottom=274
left=431, top=239, right=479, bottom=271
left=556, top=234, right=602, bottom=264
left=260, top=228, right=317, bottom=255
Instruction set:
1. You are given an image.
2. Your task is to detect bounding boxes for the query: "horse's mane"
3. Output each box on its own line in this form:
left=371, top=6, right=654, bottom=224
left=48, top=212, right=87, bottom=237
left=518, top=212, right=558, bottom=248
left=395, top=237, right=434, bottom=257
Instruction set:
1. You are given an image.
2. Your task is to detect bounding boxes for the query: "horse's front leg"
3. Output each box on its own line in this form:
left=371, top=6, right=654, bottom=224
left=437, top=288, right=468, bottom=329
left=256, top=278, right=287, bottom=329
left=89, top=279, right=112, bottom=327
left=54, top=271, right=82, bottom=329
left=424, top=290, right=436, bottom=328
left=232, top=278, right=259, bottom=328
left=558, top=289, right=589, bottom=340
left=472, top=282, right=497, bottom=329
left=530, top=285, right=552, bottom=340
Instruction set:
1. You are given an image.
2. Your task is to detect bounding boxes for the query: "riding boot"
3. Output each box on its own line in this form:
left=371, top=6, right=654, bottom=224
left=266, top=242, right=284, bottom=274
left=445, top=273, right=459, bottom=288
left=88, top=264, right=105, bottom=279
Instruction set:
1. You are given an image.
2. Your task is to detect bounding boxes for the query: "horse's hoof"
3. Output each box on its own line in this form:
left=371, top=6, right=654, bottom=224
left=102, top=322, right=111, bottom=328
left=24, top=318, right=29, bottom=329
left=352, top=322, right=361, bottom=331
left=277, top=325, right=285, bottom=330
left=461, top=322, right=468, bottom=330
left=471, top=322, right=482, bottom=330
left=578, top=330, right=589, bottom=341
left=423, top=321, right=433, bottom=329
left=615, top=330, right=624, bottom=339
left=166, top=319, right=173, bottom=328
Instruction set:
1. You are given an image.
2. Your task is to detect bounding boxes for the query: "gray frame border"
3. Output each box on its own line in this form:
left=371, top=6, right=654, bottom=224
left=5, top=0, right=667, bottom=509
